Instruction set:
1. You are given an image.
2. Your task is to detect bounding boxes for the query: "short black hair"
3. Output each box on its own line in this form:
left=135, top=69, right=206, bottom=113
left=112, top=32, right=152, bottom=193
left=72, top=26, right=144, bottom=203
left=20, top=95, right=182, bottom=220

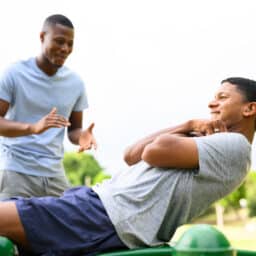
left=43, top=14, right=74, bottom=29
left=221, top=77, right=256, bottom=102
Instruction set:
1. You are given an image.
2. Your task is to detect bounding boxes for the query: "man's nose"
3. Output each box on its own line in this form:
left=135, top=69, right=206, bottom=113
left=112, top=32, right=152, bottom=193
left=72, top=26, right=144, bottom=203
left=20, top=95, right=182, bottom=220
left=61, top=43, right=70, bottom=52
left=208, top=99, right=218, bottom=108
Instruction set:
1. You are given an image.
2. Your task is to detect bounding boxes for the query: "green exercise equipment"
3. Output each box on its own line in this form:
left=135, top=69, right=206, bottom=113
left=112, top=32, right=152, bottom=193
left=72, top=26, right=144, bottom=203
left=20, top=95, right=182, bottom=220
left=98, top=224, right=256, bottom=256
left=0, top=236, right=15, bottom=256
left=1, top=224, right=256, bottom=255
left=173, top=224, right=234, bottom=256
left=99, top=245, right=174, bottom=256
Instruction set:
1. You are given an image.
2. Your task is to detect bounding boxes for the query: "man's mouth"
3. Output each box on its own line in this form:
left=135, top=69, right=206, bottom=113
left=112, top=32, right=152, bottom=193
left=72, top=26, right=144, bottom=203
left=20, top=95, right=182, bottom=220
left=57, top=55, right=66, bottom=61
left=211, top=111, right=220, bottom=115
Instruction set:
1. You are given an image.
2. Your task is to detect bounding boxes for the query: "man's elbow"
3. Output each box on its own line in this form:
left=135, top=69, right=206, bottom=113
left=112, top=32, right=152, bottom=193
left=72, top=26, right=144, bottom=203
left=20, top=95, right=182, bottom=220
left=123, top=154, right=133, bottom=166
left=141, top=145, right=159, bottom=166
left=123, top=147, right=134, bottom=166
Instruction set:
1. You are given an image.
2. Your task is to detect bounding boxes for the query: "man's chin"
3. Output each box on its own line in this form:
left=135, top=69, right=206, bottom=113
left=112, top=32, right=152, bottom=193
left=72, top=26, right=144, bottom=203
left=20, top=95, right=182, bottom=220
left=210, top=116, right=220, bottom=121
left=52, top=62, right=64, bottom=68
left=52, top=58, right=66, bottom=68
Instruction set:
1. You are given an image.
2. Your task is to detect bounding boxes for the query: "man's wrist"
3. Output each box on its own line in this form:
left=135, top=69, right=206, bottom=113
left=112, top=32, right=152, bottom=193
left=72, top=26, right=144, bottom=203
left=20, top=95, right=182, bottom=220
left=27, top=123, right=36, bottom=135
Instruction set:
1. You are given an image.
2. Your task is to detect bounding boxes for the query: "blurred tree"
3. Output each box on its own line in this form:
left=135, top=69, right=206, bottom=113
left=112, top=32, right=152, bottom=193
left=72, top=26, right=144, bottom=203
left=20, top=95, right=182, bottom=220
left=63, top=152, right=111, bottom=186
left=246, top=171, right=256, bottom=217
left=214, top=170, right=256, bottom=225
left=219, top=182, right=246, bottom=210
left=214, top=182, right=246, bottom=228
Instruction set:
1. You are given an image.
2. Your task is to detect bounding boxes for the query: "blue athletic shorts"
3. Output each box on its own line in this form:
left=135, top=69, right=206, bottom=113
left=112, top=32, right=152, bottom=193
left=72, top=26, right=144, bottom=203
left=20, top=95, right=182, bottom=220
left=15, top=186, right=127, bottom=256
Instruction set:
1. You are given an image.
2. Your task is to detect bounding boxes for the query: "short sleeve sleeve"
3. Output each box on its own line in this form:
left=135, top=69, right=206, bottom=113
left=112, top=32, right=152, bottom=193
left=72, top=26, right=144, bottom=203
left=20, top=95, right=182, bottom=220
left=193, top=133, right=251, bottom=188
left=0, top=66, right=15, bottom=104
left=72, top=80, right=88, bottom=111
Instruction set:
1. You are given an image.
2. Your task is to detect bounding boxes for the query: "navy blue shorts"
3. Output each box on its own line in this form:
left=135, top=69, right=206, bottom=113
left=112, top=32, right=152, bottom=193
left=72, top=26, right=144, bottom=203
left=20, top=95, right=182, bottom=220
left=15, top=186, right=127, bottom=256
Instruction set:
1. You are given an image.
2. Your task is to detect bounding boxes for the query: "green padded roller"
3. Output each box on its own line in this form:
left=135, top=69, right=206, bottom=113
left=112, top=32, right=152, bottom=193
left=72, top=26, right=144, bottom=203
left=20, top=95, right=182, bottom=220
left=98, top=224, right=236, bottom=256
left=0, top=236, right=15, bottom=256
left=173, top=224, right=234, bottom=256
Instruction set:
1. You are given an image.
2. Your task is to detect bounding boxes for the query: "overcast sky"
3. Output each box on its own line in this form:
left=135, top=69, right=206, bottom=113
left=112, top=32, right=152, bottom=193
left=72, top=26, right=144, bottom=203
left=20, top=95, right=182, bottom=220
left=1, top=0, right=256, bottom=174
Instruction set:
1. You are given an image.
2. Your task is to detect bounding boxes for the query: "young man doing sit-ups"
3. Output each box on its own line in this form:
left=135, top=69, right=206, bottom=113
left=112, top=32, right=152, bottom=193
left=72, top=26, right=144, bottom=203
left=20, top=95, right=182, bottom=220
left=0, top=77, right=254, bottom=256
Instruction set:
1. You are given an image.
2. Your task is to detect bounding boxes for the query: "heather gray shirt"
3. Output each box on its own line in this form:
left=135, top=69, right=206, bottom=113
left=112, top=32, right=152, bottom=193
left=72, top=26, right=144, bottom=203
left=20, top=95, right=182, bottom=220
left=93, top=133, right=251, bottom=248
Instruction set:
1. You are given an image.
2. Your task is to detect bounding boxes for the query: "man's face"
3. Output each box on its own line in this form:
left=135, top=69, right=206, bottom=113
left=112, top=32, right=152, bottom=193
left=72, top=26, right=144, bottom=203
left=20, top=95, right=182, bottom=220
left=41, top=23, right=74, bottom=67
left=208, top=82, right=247, bottom=128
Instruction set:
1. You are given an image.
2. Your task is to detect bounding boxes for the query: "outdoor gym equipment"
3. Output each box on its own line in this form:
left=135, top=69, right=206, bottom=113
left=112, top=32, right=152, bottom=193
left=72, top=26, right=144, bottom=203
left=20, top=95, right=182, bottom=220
left=98, top=224, right=256, bottom=256
left=1, top=224, right=256, bottom=255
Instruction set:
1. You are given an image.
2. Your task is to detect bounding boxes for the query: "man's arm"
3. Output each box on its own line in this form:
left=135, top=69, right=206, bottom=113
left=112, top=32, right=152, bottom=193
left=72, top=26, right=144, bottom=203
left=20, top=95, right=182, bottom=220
left=141, top=134, right=198, bottom=169
left=124, top=119, right=227, bottom=166
left=67, top=111, right=83, bottom=144
left=68, top=111, right=97, bottom=152
left=123, top=122, right=191, bottom=166
left=0, top=99, right=70, bottom=137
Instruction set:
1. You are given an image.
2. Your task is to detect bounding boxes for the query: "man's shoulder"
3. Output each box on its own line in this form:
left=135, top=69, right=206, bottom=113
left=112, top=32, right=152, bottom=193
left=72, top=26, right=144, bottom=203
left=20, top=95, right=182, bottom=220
left=195, top=132, right=251, bottom=170
left=194, top=132, right=251, bottom=164
left=59, top=66, right=85, bottom=85
left=195, top=132, right=249, bottom=146
left=2, top=58, right=34, bottom=74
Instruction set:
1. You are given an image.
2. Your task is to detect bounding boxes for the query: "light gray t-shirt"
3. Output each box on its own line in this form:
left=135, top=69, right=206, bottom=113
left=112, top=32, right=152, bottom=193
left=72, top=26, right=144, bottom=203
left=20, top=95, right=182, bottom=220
left=93, top=133, right=251, bottom=248
left=0, top=58, right=88, bottom=177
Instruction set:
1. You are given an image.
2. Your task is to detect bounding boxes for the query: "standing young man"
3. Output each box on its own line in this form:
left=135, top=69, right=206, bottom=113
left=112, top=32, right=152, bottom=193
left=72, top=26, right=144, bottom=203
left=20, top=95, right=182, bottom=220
left=0, top=77, right=254, bottom=255
left=0, top=14, right=96, bottom=199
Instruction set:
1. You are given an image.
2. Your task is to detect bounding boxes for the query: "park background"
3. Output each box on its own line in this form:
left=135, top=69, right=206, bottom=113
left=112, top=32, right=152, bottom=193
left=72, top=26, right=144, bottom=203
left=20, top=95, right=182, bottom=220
left=1, top=0, right=256, bottom=251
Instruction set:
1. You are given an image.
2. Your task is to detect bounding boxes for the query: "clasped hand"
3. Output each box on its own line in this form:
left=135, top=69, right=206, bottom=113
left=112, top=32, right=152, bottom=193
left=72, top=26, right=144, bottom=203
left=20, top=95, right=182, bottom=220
left=190, top=119, right=227, bottom=136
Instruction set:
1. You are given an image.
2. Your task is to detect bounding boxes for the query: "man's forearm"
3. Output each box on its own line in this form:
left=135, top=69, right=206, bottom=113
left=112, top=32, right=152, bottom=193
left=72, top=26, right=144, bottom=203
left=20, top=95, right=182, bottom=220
left=0, top=117, right=33, bottom=137
left=68, top=128, right=82, bottom=145
left=123, top=120, right=193, bottom=166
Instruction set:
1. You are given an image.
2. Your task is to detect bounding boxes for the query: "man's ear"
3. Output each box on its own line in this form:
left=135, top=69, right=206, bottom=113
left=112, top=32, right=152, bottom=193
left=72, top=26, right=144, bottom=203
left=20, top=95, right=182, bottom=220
left=243, top=102, right=256, bottom=117
left=39, top=31, right=45, bottom=43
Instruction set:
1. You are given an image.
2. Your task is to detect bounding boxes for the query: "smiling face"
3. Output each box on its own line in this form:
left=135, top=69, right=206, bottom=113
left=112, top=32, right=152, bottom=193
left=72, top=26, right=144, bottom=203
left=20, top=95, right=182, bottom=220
left=40, top=23, right=74, bottom=68
left=208, top=82, right=249, bottom=128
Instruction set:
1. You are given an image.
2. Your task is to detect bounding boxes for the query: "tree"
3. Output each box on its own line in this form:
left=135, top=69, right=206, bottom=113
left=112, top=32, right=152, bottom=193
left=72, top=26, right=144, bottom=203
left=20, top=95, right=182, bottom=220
left=245, top=171, right=256, bottom=217
left=214, top=182, right=246, bottom=228
left=63, top=152, right=110, bottom=186
left=219, top=182, right=246, bottom=210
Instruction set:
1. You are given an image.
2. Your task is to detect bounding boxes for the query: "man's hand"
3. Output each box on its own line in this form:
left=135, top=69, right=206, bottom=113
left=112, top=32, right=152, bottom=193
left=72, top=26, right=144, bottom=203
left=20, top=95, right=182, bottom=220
left=78, top=123, right=97, bottom=153
left=189, top=119, right=227, bottom=136
left=30, top=107, right=70, bottom=134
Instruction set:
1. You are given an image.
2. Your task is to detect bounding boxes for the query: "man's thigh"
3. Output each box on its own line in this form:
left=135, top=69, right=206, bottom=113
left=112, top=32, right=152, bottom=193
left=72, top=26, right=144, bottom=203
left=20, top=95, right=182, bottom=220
left=0, top=170, right=70, bottom=199
left=15, top=187, right=126, bottom=255
left=46, top=175, right=71, bottom=196
left=0, top=201, right=28, bottom=247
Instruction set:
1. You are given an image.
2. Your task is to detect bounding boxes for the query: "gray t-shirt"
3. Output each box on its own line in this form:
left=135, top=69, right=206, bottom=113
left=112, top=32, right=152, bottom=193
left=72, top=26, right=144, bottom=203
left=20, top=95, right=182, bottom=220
left=93, top=132, right=251, bottom=248
left=0, top=58, right=88, bottom=177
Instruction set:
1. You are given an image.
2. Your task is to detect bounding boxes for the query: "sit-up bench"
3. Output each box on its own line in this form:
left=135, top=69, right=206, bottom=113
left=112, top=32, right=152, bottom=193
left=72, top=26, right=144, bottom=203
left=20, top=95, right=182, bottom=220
left=1, top=225, right=256, bottom=256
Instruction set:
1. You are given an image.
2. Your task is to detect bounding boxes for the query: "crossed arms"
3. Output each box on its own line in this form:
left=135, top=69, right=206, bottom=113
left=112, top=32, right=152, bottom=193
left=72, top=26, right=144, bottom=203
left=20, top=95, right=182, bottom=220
left=124, top=119, right=227, bottom=169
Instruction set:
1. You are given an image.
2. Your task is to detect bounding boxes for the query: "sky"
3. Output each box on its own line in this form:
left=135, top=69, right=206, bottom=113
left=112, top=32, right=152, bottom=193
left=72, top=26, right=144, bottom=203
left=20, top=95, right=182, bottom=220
left=1, top=0, right=256, bottom=174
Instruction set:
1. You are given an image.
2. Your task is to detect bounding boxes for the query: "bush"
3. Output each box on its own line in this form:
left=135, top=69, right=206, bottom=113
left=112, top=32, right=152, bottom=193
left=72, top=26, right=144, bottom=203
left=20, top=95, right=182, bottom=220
left=63, top=152, right=111, bottom=186
left=246, top=171, right=256, bottom=217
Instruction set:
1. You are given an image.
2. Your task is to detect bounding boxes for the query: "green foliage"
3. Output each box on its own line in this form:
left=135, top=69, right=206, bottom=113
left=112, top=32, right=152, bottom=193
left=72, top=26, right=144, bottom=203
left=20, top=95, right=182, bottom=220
left=245, top=171, right=256, bottom=217
left=91, top=172, right=111, bottom=186
left=218, top=170, right=256, bottom=216
left=219, top=182, right=246, bottom=210
left=63, top=152, right=111, bottom=186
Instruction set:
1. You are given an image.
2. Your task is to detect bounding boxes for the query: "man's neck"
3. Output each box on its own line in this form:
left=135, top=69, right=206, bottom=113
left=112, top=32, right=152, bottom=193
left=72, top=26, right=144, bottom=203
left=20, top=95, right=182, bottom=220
left=36, top=56, right=58, bottom=76
left=228, top=124, right=254, bottom=144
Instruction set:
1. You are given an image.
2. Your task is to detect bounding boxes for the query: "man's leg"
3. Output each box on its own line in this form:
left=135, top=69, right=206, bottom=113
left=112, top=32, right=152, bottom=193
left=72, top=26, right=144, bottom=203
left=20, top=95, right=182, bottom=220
left=0, top=170, right=71, bottom=199
left=0, top=170, right=47, bottom=199
left=46, top=175, right=71, bottom=197
left=0, top=201, right=28, bottom=248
